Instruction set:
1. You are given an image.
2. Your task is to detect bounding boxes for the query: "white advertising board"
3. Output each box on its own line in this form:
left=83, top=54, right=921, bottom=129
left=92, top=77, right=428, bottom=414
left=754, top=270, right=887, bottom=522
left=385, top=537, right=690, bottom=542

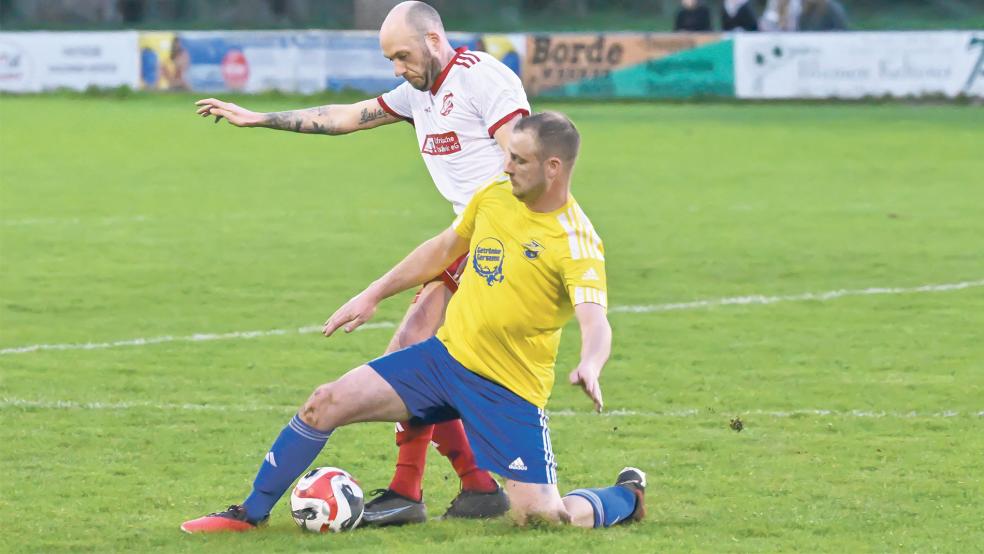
left=0, top=32, right=139, bottom=92
left=735, top=32, right=984, bottom=99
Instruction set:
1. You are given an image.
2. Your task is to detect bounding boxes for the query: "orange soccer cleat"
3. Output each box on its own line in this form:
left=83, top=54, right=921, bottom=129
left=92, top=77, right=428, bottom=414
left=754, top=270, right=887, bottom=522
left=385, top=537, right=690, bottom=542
left=180, top=504, right=266, bottom=534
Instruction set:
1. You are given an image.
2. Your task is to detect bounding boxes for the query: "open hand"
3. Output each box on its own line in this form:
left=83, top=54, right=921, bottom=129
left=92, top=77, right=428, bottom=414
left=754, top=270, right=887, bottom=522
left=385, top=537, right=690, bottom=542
left=195, top=98, right=263, bottom=127
left=569, top=364, right=604, bottom=413
left=323, top=291, right=380, bottom=337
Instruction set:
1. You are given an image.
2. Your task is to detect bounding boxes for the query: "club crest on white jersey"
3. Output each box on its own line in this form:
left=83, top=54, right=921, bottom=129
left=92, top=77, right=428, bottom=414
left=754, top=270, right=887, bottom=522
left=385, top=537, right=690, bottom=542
left=377, top=48, right=531, bottom=215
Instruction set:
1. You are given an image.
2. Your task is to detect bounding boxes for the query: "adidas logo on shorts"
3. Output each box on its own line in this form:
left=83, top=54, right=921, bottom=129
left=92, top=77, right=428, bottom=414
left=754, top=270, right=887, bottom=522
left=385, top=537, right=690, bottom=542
left=508, top=457, right=527, bottom=471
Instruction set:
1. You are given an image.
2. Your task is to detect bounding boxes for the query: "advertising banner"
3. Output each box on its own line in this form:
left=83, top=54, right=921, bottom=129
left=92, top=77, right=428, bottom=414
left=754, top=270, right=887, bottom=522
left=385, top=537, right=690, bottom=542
left=321, top=31, right=402, bottom=93
left=141, top=31, right=329, bottom=93
left=0, top=32, right=139, bottom=92
left=735, top=32, right=984, bottom=99
left=522, top=33, right=721, bottom=96
left=317, top=32, right=516, bottom=93
left=137, top=30, right=518, bottom=95
left=541, top=39, right=734, bottom=99
left=472, top=33, right=525, bottom=78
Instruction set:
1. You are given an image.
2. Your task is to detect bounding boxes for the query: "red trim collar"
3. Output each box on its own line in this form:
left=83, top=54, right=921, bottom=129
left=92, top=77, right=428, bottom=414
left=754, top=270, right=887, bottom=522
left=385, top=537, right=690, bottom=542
left=430, top=46, right=468, bottom=95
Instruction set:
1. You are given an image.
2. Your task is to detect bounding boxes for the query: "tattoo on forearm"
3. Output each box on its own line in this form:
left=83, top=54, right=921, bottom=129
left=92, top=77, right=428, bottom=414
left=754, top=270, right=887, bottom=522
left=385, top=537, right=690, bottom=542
left=264, top=111, right=298, bottom=131
left=263, top=106, right=339, bottom=135
left=359, top=107, right=387, bottom=125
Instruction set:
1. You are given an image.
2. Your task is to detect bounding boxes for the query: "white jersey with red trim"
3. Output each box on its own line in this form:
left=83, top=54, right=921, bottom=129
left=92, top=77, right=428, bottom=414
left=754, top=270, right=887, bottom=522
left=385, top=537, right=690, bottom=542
left=377, top=48, right=530, bottom=214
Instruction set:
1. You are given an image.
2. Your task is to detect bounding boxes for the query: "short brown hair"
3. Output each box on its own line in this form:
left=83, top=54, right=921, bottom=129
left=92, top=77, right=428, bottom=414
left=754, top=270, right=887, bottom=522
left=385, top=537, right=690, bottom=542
left=514, top=111, right=580, bottom=163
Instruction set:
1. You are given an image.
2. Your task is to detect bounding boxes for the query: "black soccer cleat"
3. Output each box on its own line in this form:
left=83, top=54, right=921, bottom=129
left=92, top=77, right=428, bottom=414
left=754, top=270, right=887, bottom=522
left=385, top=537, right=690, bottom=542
left=614, top=466, right=647, bottom=523
left=361, top=488, right=428, bottom=527
left=442, top=482, right=510, bottom=519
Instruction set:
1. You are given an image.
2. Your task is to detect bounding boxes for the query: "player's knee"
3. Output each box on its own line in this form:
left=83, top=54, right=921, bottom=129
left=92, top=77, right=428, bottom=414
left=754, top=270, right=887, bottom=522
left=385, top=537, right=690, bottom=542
left=509, top=503, right=571, bottom=527
left=299, top=382, right=340, bottom=429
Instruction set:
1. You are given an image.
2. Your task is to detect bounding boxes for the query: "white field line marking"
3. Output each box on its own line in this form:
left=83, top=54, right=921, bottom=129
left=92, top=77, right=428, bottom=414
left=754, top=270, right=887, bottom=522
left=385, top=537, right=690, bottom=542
left=0, top=215, right=150, bottom=227
left=1, top=397, right=981, bottom=418
left=2, top=279, right=982, bottom=356
left=0, top=210, right=409, bottom=227
left=610, top=279, right=984, bottom=313
left=0, top=322, right=395, bottom=355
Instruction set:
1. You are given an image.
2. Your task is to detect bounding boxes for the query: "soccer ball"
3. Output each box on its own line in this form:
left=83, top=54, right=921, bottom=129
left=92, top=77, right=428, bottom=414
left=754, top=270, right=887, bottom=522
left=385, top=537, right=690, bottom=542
left=290, top=467, right=364, bottom=533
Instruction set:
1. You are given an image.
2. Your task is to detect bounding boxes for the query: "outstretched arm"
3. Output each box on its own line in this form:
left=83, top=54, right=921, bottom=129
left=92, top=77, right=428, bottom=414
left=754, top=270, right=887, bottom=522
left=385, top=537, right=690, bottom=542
left=568, top=303, right=612, bottom=413
left=195, top=97, right=397, bottom=135
left=323, top=227, right=470, bottom=336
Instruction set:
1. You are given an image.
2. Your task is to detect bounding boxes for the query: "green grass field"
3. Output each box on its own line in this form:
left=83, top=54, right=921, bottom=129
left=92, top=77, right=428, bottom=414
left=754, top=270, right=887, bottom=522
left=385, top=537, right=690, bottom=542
left=1, top=94, right=982, bottom=553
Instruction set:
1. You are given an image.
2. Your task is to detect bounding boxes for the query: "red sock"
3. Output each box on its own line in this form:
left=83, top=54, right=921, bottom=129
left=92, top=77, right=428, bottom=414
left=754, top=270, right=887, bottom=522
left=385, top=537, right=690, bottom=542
left=432, top=419, right=498, bottom=493
left=388, top=421, right=433, bottom=502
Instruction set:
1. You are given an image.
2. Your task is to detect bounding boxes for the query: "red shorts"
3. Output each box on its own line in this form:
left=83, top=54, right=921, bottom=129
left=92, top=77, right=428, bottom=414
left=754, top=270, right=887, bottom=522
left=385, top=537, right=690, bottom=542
left=413, top=254, right=467, bottom=303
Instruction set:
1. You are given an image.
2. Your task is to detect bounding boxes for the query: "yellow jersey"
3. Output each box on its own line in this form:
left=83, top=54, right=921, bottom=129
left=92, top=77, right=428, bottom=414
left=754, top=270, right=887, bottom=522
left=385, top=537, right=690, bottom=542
left=436, top=178, right=608, bottom=408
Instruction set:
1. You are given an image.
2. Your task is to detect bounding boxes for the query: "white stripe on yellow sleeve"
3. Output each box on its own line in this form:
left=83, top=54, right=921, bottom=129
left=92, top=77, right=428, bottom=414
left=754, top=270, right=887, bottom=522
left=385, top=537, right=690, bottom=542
left=557, top=213, right=581, bottom=260
left=572, top=287, right=607, bottom=308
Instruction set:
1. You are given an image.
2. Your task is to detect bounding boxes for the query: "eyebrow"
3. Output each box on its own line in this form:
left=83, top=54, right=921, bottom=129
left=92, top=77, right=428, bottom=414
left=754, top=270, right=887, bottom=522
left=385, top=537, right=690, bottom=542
left=384, top=50, right=410, bottom=60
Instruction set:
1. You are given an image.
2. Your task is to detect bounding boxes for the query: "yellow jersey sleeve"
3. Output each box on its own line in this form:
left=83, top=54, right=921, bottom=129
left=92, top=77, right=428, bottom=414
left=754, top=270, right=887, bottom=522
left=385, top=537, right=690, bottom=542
left=562, top=250, right=608, bottom=309
left=556, top=203, right=608, bottom=309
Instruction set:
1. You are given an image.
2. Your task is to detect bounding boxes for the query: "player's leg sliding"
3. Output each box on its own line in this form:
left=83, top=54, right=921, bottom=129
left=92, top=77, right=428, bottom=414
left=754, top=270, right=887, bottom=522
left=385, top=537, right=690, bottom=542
left=180, top=413, right=332, bottom=534
left=182, top=365, right=408, bottom=534
left=563, top=467, right=647, bottom=528
left=505, top=468, right=646, bottom=530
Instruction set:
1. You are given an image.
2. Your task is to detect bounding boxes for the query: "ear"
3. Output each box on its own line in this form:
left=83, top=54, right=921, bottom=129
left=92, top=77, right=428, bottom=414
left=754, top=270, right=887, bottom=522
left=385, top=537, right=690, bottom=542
left=545, top=157, right=563, bottom=179
left=424, top=32, right=441, bottom=55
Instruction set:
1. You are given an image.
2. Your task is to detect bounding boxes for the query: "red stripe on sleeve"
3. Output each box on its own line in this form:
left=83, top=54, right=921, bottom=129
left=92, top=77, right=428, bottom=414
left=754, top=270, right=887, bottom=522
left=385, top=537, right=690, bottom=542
left=377, top=96, right=413, bottom=124
left=487, top=108, right=530, bottom=138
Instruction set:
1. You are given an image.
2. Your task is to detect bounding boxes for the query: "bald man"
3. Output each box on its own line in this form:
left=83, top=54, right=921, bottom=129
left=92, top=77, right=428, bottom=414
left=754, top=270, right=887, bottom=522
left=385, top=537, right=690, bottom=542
left=192, top=1, right=527, bottom=527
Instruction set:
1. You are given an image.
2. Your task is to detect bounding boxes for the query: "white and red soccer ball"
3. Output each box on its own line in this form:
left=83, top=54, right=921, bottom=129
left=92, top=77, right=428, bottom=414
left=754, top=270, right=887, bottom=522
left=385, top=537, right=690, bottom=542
left=290, top=467, right=364, bottom=533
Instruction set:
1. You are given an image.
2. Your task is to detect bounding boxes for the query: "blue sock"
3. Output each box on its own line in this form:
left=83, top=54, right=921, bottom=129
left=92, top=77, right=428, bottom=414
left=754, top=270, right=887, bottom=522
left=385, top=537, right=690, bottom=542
left=565, top=485, right=637, bottom=528
left=241, top=414, right=332, bottom=523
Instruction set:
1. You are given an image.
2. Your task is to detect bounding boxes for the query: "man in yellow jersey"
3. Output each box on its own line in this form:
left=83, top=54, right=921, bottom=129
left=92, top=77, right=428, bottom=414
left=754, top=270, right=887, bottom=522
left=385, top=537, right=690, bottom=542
left=181, top=112, right=644, bottom=532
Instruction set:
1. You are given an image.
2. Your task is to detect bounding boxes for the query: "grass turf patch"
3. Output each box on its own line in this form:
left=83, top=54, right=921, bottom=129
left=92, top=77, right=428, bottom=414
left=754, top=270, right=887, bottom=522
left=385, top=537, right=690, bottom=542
left=1, top=94, right=982, bottom=552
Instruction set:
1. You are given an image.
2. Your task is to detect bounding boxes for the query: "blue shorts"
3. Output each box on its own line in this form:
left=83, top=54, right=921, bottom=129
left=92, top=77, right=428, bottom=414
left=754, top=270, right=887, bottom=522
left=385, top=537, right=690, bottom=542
left=368, top=337, right=558, bottom=484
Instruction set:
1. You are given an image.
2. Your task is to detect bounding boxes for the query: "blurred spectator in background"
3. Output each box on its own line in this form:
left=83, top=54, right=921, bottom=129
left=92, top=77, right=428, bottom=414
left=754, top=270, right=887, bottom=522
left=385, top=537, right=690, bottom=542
left=722, top=0, right=758, bottom=31
left=760, top=0, right=800, bottom=31
left=798, top=0, right=849, bottom=31
left=118, top=0, right=144, bottom=23
left=674, top=0, right=712, bottom=32
left=268, top=0, right=288, bottom=17
left=161, top=36, right=189, bottom=90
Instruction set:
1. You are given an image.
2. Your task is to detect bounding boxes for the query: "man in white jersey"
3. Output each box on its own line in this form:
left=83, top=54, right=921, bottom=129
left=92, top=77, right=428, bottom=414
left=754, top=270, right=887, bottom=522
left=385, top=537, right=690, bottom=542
left=193, top=1, right=528, bottom=526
